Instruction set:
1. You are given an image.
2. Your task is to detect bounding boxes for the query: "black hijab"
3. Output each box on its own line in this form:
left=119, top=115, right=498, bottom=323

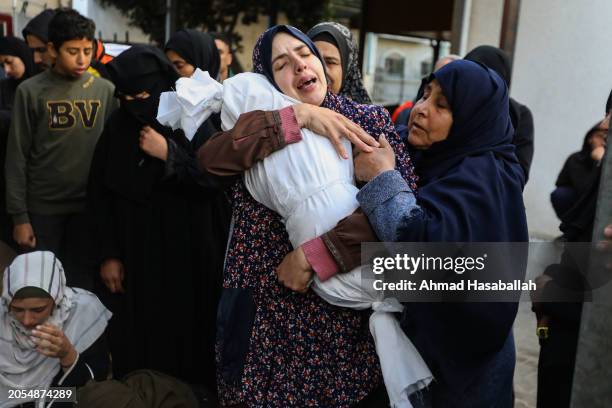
left=464, top=45, right=511, bottom=87
left=307, top=22, right=372, bottom=104
left=165, top=29, right=220, bottom=79
left=0, top=37, right=36, bottom=82
left=560, top=89, right=612, bottom=240
left=401, top=60, right=526, bottom=242
left=22, top=9, right=56, bottom=43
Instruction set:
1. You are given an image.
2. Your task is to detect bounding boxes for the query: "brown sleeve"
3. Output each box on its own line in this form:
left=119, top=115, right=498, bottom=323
left=197, top=109, right=293, bottom=176
left=321, top=208, right=378, bottom=274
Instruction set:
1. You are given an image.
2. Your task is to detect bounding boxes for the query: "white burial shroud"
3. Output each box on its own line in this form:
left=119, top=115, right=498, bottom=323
left=157, top=69, right=433, bottom=408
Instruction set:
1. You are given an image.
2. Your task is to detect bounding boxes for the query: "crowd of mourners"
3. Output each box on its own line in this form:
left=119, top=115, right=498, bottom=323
left=0, top=6, right=609, bottom=408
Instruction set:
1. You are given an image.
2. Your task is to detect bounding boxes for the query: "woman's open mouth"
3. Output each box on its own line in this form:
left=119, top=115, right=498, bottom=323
left=297, top=76, right=317, bottom=91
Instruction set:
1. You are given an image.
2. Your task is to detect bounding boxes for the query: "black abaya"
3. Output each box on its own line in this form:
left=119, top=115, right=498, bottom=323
left=89, top=46, right=230, bottom=390
left=89, top=109, right=229, bottom=389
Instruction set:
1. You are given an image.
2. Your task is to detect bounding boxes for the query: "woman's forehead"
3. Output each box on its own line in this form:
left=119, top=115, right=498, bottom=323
left=271, top=32, right=305, bottom=55
left=10, top=297, right=52, bottom=308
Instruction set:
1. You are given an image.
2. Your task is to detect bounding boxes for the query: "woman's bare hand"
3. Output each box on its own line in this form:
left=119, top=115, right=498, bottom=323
left=292, top=104, right=379, bottom=159
left=139, top=126, right=168, bottom=161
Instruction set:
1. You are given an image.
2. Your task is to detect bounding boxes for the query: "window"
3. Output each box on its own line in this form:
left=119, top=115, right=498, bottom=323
left=384, top=54, right=405, bottom=76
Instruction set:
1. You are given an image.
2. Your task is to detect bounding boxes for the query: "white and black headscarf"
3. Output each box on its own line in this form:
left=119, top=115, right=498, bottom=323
left=307, top=22, right=372, bottom=104
left=0, top=252, right=111, bottom=407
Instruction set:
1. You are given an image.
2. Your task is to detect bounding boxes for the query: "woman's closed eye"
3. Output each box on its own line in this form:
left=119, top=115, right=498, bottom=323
left=435, top=95, right=450, bottom=110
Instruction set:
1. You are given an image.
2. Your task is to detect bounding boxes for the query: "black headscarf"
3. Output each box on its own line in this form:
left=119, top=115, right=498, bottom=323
left=560, top=89, right=612, bottom=240
left=0, top=37, right=36, bottom=82
left=22, top=9, right=56, bottom=43
left=107, top=45, right=179, bottom=126
left=307, top=22, right=372, bottom=104
left=165, top=29, right=220, bottom=79
left=464, top=45, right=511, bottom=87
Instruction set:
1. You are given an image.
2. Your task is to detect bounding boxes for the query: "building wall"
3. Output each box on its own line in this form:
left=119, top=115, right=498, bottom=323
left=465, top=0, right=504, bottom=52
left=511, top=0, right=612, bottom=237
left=364, top=35, right=434, bottom=105
left=74, top=0, right=149, bottom=43
left=232, top=13, right=290, bottom=72
left=0, top=0, right=62, bottom=37
left=0, top=0, right=149, bottom=42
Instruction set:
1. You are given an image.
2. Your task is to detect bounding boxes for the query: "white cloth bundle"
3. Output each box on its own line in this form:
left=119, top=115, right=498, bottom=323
left=157, top=69, right=433, bottom=407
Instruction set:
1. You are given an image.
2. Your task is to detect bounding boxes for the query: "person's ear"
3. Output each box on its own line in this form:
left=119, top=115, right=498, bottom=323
left=47, top=42, right=58, bottom=59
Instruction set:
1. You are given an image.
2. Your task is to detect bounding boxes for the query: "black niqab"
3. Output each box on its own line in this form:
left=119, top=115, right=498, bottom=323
left=103, top=45, right=179, bottom=201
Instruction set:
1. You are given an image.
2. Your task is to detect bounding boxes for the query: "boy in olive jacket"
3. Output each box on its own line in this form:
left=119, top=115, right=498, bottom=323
left=5, top=9, right=118, bottom=288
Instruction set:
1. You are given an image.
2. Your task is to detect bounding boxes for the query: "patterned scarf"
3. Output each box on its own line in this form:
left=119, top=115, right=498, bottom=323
left=307, top=22, right=372, bottom=104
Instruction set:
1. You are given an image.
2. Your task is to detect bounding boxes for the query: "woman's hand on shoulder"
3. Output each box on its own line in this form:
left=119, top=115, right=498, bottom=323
left=292, top=104, right=379, bottom=159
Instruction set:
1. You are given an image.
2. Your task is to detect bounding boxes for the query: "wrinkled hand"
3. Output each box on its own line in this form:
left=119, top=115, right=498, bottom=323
left=13, top=223, right=36, bottom=249
left=292, top=104, right=379, bottom=159
left=354, top=135, right=396, bottom=182
left=100, top=258, right=125, bottom=294
left=31, top=323, right=77, bottom=367
left=276, top=247, right=313, bottom=293
left=139, top=126, right=168, bottom=161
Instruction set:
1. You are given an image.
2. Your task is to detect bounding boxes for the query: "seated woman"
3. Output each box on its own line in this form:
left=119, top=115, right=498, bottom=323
left=180, top=25, right=419, bottom=407
left=0, top=251, right=111, bottom=407
left=307, top=22, right=372, bottom=104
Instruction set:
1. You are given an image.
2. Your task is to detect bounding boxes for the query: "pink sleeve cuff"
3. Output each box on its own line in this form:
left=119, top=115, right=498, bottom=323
left=279, top=106, right=302, bottom=144
left=302, top=237, right=339, bottom=281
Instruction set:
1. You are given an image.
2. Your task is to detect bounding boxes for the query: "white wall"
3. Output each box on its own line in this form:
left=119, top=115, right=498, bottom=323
left=466, top=0, right=504, bottom=51
left=511, top=0, right=612, bottom=237
left=76, top=0, right=149, bottom=43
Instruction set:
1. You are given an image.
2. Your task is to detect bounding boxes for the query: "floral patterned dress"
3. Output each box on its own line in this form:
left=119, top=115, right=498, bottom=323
left=216, top=90, right=418, bottom=407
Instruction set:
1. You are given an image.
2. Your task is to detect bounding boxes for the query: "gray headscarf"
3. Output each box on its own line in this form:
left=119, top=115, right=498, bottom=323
left=307, top=22, right=372, bottom=104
